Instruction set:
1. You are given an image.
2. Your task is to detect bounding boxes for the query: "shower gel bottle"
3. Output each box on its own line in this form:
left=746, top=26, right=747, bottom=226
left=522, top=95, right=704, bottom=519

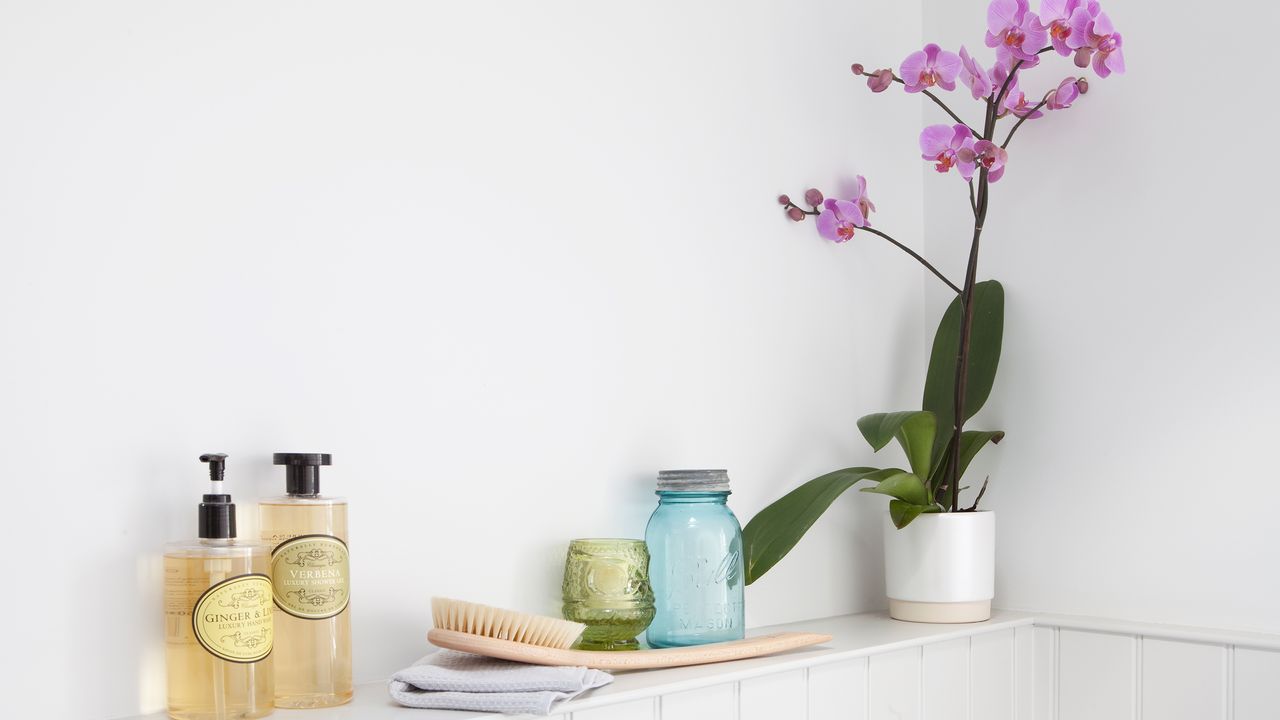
left=259, top=453, right=352, bottom=708
left=164, top=454, right=274, bottom=720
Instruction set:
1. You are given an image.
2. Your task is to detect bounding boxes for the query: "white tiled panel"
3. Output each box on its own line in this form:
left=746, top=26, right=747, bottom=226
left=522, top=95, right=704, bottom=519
left=922, top=638, right=968, bottom=720
left=572, top=697, right=654, bottom=720
left=1140, top=638, right=1225, bottom=720
left=1013, top=625, right=1036, bottom=720
left=1031, top=626, right=1057, bottom=720
left=1057, top=630, right=1135, bottom=720
left=659, top=683, right=735, bottom=720
left=1234, top=648, right=1280, bottom=720
left=739, top=669, right=805, bottom=720
left=808, top=658, right=869, bottom=720
left=970, top=629, right=1015, bottom=720
left=869, top=646, right=922, bottom=720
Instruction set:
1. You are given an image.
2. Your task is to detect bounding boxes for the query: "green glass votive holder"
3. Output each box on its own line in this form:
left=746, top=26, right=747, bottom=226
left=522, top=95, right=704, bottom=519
left=561, top=538, right=656, bottom=651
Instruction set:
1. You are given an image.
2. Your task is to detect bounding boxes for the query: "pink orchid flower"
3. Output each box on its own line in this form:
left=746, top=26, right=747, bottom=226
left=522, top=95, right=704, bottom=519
left=1040, top=0, right=1098, bottom=56
left=986, top=0, right=1049, bottom=63
left=920, top=124, right=978, bottom=180
left=867, top=68, right=895, bottom=93
left=995, top=43, right=1041, bottom=73
left=1070, top=11, right=1124, bottom=77
left=815, top=198, right=866, bottom=243
left=900, top=44, right=962, bottom=93
left=850, top=175, right=876, bottom=222
left=958, top=141, right=1010, bottom=183
left=999, top=78, right=1045, bottom=120
left=958, top=47, right=993, bottom=100
left=1046, top=77, right=1080, bottom=109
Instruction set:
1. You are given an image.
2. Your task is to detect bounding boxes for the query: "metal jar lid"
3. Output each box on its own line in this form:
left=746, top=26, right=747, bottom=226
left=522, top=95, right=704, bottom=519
left=657, top=469, right=730, bottom=492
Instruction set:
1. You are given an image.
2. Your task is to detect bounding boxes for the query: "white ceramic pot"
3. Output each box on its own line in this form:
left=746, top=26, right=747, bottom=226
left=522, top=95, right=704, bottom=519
left=883, top=510, right=994, bottom=623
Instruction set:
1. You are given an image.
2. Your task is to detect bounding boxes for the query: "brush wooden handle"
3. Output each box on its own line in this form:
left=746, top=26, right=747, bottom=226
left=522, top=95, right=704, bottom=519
left=427, top=629, right=832, bottom=670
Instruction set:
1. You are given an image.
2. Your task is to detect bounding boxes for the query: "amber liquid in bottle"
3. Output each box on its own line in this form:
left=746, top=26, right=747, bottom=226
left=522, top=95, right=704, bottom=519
left=260, top=497, right=353, bottom=708
left=164, top=542, right=274, bottom=720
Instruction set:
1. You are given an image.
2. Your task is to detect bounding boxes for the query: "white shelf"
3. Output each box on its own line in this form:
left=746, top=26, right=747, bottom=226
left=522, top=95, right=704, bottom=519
left=124, top=609, right=1034, bottom=719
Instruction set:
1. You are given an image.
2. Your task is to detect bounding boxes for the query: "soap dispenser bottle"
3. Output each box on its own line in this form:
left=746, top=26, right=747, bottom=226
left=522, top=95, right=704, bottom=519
left=259, top=453, right=352, bottom=708
left=163, top=454, right=275, bottom=720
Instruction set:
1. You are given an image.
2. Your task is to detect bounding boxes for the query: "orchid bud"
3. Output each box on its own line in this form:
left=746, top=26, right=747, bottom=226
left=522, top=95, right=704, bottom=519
left=777, top=194, right=791, bottom=205
left=786, top=207, right=806, bottom=222
left=867, top=69, right=894, bottom=93
left=1076, top=77, right=1089, bottom=94
left=803, top=188, right=824, bottom=206
left=850, top=63, right=865, bottom=76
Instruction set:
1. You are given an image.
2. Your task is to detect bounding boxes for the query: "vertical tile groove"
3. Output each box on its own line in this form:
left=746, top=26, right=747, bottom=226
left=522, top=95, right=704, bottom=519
left=802, top=667, right=810, bottom=720
left=1006, top=631, right=1014, bottom=720
left=919, top=644, right=926, bottom=720
left=968, top=635, right=974, bottom=720
left=1053, top=627, right=1061, bottom=720
left=1225, top=645, right=1234, bottom=720
left=866, top=651, right=872, bottom=720
left=1134, top=635, right=1143, bottom=720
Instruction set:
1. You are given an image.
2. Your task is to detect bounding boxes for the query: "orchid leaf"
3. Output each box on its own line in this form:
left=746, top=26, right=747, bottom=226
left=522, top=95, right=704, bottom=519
left=925, top=430, right=1004, bottom=501
left=927, top=443, right=950, bottom=498
left=742, top=467, right=895, bottom=584
left=859, top=471, right=930, bottom=506
left=923, top=280, right=1005, bottom=462
left=889, top=499, right=941, bottom=529
left=957, top=430, right=1005, bottom=480
left=857, top=411, right=936, bottom=480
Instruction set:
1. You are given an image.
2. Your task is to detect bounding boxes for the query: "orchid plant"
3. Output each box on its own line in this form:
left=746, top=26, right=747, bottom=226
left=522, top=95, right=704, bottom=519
left=743, top=0, right=1124, bottom=584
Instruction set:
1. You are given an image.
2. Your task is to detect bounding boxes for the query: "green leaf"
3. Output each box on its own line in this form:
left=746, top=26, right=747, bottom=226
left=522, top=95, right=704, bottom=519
left=859, top=471, right=930, bottom=506
left=956, top=430, right=1005, bottom=481
left=889, top=500, right=942, bottom=529
left=742, top=467, right=890, bottom=585
left=926, top=442, right=950, bottom=499
left=923, top=280, right=1005, bottom=462
left=857, top=411, right=937, bottom=480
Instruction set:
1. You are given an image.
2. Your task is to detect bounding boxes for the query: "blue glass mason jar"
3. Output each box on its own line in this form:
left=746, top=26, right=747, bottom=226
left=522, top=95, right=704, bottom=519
left=644, top=469, right=745, bottom=647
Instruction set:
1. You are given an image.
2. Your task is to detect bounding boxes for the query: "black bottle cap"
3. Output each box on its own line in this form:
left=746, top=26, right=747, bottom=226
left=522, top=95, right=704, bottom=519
left=198, top=453, right=237, bottom=539
left=273, top=452, right=332, bottom=496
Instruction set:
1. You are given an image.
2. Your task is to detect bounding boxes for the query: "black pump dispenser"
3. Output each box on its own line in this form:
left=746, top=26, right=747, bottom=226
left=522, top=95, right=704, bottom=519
left=273, top=453, right=332, bottom=496
left=197, top=453, right=237, bottom=539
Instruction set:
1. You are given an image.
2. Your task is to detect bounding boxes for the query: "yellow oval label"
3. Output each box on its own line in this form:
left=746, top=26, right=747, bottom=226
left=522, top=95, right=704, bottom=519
left=192, top=574, right=273, bottom=663
left=270, top=534, right=350, bottom=619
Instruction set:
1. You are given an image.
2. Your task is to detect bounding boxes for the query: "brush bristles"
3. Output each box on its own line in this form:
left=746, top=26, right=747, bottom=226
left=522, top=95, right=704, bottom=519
left=431, top=597, right=585, bottom=650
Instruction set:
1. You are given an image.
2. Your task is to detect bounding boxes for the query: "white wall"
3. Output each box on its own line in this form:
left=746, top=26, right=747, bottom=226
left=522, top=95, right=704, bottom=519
left=920, top=0, right=1280, bottom=633
left=0, top=2, right=926, bottom=717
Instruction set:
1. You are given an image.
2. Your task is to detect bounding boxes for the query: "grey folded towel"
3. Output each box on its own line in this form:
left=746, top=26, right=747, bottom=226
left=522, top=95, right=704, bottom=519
left=388, top=650, right=614, bottom=715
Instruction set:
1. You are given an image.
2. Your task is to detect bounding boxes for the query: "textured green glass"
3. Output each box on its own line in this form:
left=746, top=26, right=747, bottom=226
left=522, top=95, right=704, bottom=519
left=561, top=538, right=656, bottom=651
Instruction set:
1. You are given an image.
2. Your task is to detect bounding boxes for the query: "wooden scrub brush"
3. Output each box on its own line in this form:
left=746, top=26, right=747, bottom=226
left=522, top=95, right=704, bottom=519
left=428, top=597, right=832, bottom=670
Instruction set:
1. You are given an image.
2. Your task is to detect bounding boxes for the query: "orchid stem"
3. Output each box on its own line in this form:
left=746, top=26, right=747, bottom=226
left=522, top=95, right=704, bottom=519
left=968, top=180, right=977, bottom=217
left=922, top=88, right=980, bottom=138
left=859, top=69, right=981, bottom=138
left=1001, top=97, right=1049, bottom=148
left=781, top=201, right=961, bottom=294
left=992, top=59, right=1024, bottom=114
left=857, top=225, right=963, bottom=295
